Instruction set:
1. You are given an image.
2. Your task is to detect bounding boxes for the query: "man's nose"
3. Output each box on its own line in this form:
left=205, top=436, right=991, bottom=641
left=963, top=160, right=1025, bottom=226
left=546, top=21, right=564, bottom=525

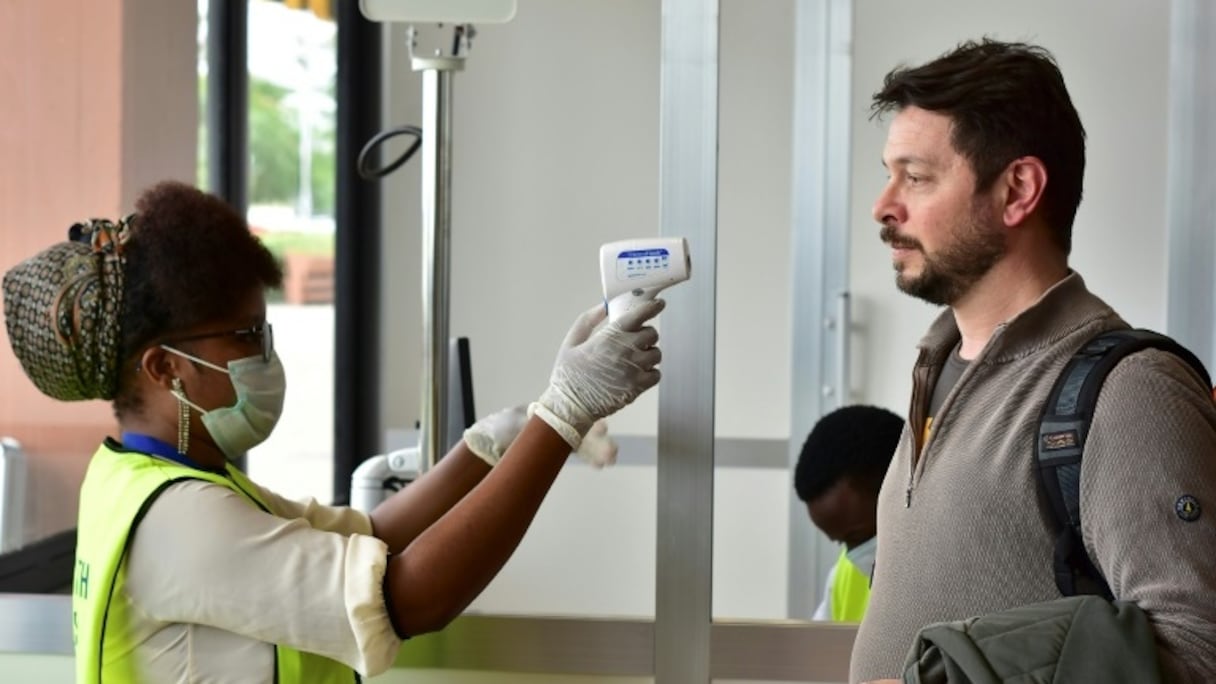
left=872, top=184, right=905, bottom=226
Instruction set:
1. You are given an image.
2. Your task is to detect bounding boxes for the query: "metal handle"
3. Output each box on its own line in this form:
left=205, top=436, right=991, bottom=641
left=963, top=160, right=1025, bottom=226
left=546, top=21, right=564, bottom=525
left=836, top=291, right=850, bottom=408
left=0, top=437, right=27, bottom=553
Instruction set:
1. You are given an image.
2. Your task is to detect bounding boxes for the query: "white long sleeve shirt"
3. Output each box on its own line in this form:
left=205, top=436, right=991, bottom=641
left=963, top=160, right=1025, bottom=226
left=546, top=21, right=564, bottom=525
left=123, top=479, right=402, bottom=682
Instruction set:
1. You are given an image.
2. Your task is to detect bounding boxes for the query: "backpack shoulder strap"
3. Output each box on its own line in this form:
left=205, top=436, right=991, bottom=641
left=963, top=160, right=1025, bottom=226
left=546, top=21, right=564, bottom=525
left=1036, top=328, right=1211, bottom=599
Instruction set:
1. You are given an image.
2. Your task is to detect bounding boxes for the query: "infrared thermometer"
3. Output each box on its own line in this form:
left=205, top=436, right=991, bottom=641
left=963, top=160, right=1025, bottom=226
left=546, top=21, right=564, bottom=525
left=599, top=237, right=692, bottom=322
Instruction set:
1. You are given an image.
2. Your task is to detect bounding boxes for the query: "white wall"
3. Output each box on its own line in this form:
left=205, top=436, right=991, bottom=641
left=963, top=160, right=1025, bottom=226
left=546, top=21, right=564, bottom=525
left=379, top=0, right=799, bottom=621
left=379, top=1, right=796, bottom=443
left=717, top=0, right=795, bottom=440
left=847, top=0, right=1172, bottom=414
left=379, top=0, right=663, bottom=438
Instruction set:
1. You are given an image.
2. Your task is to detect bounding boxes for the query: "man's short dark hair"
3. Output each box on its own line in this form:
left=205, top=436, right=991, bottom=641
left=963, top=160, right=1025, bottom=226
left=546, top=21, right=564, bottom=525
left=871, top=39, right=1086, bottom=254
left=794, top=405, right=903, bottom=502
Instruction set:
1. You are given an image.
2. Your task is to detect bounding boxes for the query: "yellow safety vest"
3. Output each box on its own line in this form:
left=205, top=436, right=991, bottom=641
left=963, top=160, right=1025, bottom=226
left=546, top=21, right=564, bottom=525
left=829, top=547, right=872, bottom=623
left=73, top=439, right=357, bottom=683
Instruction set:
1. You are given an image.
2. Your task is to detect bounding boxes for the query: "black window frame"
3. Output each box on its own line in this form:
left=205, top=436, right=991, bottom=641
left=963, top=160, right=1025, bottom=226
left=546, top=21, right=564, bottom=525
left=211, top=0, right=383, bottom=503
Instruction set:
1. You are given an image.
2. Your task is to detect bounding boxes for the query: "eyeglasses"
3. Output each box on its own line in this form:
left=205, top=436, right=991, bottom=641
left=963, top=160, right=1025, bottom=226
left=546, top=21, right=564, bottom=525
left=165, top=322, right=274, bottom=362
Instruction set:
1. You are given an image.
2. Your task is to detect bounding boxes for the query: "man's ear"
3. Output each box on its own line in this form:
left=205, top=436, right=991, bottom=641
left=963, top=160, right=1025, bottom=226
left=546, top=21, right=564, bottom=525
left=140, top=346, right=182, bottom=390
left=1000, top=156, right=1048, bottom=228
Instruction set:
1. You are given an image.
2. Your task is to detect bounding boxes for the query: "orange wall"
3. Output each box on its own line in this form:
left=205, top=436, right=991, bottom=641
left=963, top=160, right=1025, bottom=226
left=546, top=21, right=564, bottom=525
left=0, top=0, right=197, bottom=541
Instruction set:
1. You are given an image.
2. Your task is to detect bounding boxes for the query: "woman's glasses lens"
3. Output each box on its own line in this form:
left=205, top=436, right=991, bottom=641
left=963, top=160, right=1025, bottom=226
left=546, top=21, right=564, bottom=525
left=262, top=323, right=274, bottom=362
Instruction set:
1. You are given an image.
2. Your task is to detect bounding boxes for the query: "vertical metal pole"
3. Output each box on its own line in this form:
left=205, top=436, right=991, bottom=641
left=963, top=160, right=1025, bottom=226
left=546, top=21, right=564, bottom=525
left=416, top=57, right=463, bottom=469
left=1166, top=0, right=1216, bottom=371
left=656, top=1, right=717, bottom=682
left=786, top=0, right=853, bottom=620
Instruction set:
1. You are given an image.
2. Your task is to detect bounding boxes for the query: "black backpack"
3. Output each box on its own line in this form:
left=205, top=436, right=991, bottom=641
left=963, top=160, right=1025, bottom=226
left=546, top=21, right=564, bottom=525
left=1036, top=329, right=1213, bottom=599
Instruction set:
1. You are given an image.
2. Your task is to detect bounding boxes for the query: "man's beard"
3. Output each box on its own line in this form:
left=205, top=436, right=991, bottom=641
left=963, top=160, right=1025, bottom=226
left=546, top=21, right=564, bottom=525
left=880, top=211, right=1006, bottom=306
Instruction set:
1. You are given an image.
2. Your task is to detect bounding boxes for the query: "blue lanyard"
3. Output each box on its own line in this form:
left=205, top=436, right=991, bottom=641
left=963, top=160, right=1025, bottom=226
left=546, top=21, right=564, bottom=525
left=120, top=432, right=221, bottom=473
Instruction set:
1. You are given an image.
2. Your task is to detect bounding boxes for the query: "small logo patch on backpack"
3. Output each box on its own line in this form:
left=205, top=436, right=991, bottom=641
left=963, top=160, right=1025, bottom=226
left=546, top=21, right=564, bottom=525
left=1041, top=430, right=1079, bottom=451
left=1175, top=495, right=1201, bottom=522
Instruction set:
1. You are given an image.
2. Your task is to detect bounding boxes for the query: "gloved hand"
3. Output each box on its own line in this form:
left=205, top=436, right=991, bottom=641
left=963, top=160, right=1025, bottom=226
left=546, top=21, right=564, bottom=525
left=530, top=299, right=664, bottom=450
left=463, top=405, right=620, bottom=468
left=462, top=405, right=528, bottom=467
left=577, top=419, right=618, bottom=468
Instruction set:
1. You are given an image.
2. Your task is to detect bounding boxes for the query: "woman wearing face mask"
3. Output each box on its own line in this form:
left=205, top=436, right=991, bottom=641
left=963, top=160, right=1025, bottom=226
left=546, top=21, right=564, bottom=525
left=2, top=181, right=664, bottom=683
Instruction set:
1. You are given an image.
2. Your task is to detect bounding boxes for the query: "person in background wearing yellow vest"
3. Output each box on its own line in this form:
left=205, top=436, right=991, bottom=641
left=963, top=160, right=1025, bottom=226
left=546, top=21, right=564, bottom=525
left=794, top=405, right=903, bottom=622
left=1, top=181, right=665, bottom=683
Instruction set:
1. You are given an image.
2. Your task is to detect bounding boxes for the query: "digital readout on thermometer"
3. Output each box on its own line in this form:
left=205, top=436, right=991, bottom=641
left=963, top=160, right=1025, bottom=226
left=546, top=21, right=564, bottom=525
left=616, top=248, right=673, bottom=280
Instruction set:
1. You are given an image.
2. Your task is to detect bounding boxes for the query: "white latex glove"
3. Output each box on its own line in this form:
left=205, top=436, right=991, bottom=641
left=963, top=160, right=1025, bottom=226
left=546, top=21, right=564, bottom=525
left=462, top=405, right=529, bottom=467
left=463, top=405, right=619, bottom=468
left=577, top=419, right=618, bottom=468
left=530, top=299, right=664, bottom=450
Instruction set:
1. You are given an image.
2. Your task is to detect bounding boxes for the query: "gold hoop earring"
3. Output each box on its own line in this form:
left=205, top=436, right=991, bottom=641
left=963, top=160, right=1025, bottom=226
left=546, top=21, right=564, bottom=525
left=172, top=378, right=190, bottom=455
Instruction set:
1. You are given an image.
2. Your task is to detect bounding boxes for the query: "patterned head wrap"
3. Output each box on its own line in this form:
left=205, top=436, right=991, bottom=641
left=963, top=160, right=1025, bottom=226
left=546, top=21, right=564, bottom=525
left=3, top=217, right=134, bottom=401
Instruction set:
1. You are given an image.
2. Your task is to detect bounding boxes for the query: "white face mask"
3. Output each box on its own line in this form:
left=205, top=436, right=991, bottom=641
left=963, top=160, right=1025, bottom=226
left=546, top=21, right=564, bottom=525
left=162, top=346, right=287, bottom=459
